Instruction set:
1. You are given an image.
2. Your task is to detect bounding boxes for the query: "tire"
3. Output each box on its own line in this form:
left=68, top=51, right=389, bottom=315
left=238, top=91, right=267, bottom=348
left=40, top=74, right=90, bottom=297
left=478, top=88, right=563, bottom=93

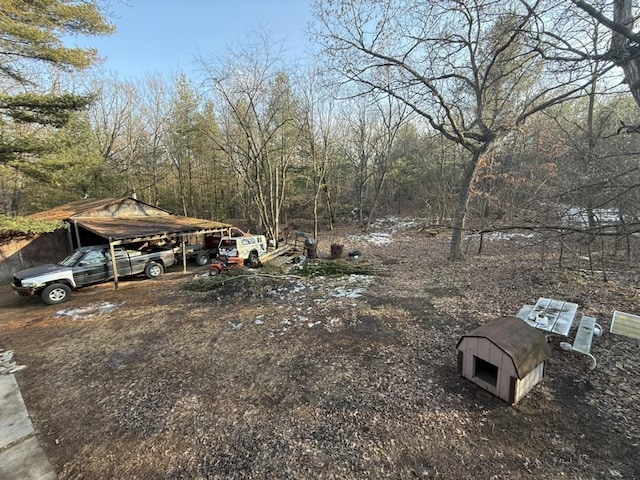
left=209, top=267, right=220, bottom=276
left=246, top=252, right=260, bottom=268
left=144, top=262, right=164, bottom=279
left=194, top=252, right=210, bottom=266
left=41, top=283, right=71, bottom=305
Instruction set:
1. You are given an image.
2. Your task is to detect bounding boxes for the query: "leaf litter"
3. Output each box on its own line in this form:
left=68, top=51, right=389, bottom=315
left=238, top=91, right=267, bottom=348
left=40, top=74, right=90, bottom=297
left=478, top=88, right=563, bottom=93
left=1, top=217, right=639, bottom=479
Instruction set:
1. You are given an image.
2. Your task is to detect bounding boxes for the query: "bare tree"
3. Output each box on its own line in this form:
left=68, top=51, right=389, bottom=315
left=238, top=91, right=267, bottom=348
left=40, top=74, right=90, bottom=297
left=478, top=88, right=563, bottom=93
left=87, top=73, right=143, bottom=196
left=365, top=92, right=412, bottom=231
left=200, top=34, right=302, bottom=243
left=340, top=96, right=378, bottom=225
left=296, top=66, right=338, bottom=237
left=164, top=75, right=200, bottom=216
left=137, top=73, right=172, bottom=206
left=313, top=0, right=602, bottom=259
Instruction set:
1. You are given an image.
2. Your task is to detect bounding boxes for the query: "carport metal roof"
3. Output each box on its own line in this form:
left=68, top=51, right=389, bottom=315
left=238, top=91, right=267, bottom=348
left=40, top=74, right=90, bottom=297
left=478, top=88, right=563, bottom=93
left=69, top=215, right=231, bottom=245
left=30, top=196, right=173, bottom=221
left=31, top=196, right=232, bottom=245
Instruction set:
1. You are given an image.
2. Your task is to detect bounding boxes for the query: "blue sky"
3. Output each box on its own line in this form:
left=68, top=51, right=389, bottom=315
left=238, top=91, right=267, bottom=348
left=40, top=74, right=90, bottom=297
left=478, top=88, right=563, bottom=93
left=74, top=1, right=314, bottom=78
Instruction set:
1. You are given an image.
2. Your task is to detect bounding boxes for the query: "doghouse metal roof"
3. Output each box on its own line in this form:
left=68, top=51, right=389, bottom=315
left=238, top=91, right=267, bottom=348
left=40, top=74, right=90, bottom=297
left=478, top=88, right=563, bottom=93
left=456, top=317, right=551, bottom=379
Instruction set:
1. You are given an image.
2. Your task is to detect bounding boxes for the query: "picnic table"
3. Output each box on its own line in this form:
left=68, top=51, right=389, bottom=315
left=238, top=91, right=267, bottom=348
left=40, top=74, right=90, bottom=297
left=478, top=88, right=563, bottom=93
left=517, top=297, right=601, bottom=370
left=516, top=297, right=579, bottom=336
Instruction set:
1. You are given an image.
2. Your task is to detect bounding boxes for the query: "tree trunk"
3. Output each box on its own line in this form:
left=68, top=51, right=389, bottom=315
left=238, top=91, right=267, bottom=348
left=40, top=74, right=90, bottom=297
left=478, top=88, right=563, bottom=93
left=449, top=153, right=483, bottom=260
left=365, top=170, right=388, bottom=231
left=11, top=189, right=21, bottom=216
left=323, top=180, right=335, bottom=231
left=612, top=0, right=640, bottom=109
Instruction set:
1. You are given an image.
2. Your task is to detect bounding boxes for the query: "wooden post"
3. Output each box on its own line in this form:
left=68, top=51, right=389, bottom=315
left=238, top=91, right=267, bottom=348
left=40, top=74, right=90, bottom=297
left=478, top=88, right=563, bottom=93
left=109, top=240, right=119, bottom=290
left=73, top=221, right=82, bottom=248
left=181, top=237, right=187, bottom=273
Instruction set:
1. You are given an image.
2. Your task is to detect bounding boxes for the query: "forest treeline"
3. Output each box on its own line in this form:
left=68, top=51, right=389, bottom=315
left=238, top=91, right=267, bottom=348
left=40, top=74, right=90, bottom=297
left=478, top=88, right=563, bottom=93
left=2, top=1, right=640, bottom=259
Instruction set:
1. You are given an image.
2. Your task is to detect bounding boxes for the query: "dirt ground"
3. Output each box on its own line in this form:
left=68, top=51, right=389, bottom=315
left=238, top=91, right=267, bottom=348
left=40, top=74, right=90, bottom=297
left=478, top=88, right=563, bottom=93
left=1, top=219, right=639, bottom=480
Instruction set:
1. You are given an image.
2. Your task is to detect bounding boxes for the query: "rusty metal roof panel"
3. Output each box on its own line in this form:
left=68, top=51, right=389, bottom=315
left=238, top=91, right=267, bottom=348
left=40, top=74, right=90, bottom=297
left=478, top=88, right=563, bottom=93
left=73, top=216, right=231, bottom=241
left=457, top=317, right=551, bottom=379
left=28, top=196, right=232, bottom=243
left=30, top=197, right=172, bottom=221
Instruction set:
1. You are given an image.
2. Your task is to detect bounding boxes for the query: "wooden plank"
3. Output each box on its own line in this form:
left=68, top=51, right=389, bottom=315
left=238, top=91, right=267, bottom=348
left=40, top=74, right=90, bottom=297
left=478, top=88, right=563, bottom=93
left=259, top=244, right=294, bottom=264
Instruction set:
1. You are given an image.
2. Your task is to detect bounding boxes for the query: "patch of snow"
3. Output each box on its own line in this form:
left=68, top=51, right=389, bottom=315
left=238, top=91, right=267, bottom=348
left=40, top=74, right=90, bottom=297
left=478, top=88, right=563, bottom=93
left=330, top=274, right=374, bottom=299
left=55, top=302, right=122, bottom=320
left=276, top=314, right=315, bottom=333
left=558, top=205, right=622, bottom=226
left=346, top=216, right=429, bottom=245
left=369, top=216, right=420, bottom=233
left=331, top=286, right=367, bottom=298
left=0, top=348, right=26, bottom=375
left=347, top=274, right=374, bottom=285
left=485, top=232, right=536, bottom=241
left=347, top=232, right=392, bottom=246
left=259, top=273, right=375, bottom=336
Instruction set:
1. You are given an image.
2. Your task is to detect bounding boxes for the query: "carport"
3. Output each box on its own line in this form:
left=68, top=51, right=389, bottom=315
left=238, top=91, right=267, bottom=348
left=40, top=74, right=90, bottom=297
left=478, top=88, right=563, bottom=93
left=74, top=215, right=231, bottom=288
left=30, top=196, right=232, bottom=289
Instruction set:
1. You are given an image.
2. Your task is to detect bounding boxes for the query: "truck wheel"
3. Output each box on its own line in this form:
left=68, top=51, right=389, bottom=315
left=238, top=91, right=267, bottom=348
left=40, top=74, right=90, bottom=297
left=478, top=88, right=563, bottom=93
left=41, top=283, right=71, bottom=305
left=194, top=252, right=210, bottom=266
left=145, top=262, right=164, bottom=279
left=247, top=252, right=260, bottom=268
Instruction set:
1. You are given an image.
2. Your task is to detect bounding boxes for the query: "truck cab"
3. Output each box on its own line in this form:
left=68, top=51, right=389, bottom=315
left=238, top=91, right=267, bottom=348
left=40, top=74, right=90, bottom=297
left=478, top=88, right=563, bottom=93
left=12, top=245, right=175, bottom=305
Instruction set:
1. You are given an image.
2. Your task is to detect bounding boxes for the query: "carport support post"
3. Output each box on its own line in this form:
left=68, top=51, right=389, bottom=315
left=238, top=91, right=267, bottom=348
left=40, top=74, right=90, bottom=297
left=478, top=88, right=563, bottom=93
left=73, top=220, right=82, bottom=248
left=181, top=237, right=187, bottom=273
left=109, top=240, right=120, bottom=290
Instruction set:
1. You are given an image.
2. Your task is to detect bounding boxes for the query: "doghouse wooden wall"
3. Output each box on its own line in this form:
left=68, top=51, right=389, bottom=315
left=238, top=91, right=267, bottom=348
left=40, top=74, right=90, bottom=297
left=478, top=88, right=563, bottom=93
left=457, top=337, right=545, bottom=404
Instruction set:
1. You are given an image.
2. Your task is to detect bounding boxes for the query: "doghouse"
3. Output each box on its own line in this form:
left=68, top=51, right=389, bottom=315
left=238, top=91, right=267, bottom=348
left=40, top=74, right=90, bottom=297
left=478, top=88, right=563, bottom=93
left=456, top=317, right=550, bottom=404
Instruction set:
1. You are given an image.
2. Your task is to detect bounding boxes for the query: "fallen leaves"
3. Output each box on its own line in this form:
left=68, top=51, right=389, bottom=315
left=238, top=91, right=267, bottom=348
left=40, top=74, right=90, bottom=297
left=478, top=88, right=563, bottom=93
left=1, top=219, right=639, bottom=479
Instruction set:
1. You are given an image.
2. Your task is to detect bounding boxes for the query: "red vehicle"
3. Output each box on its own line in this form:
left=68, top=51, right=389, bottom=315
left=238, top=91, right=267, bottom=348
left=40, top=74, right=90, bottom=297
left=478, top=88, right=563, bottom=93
left=204, top=226, right=250, bottom=252
left=209, top=256, right=244, bottom=275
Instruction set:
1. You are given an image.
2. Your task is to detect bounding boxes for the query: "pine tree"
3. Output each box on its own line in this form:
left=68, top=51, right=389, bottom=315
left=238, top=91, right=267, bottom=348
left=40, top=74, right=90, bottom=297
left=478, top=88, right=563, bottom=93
left=0, top=0, right=113, bottom=163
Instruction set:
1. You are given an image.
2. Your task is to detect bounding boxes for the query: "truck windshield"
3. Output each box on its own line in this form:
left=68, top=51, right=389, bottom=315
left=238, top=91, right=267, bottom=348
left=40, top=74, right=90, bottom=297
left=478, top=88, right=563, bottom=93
left=58, top=250, right=85, bottom=267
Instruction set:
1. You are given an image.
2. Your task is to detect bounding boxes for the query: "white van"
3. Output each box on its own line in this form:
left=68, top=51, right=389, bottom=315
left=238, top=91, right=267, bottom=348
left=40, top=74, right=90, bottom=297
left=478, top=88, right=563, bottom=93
left=218, top=235, right=268, bottom=266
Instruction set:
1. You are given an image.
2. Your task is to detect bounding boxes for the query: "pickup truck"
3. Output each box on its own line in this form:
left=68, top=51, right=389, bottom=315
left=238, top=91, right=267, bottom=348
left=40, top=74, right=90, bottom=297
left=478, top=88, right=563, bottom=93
left=172, top=243, right=211, bottom=266
left=11, top=245, right=176, bottom=305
